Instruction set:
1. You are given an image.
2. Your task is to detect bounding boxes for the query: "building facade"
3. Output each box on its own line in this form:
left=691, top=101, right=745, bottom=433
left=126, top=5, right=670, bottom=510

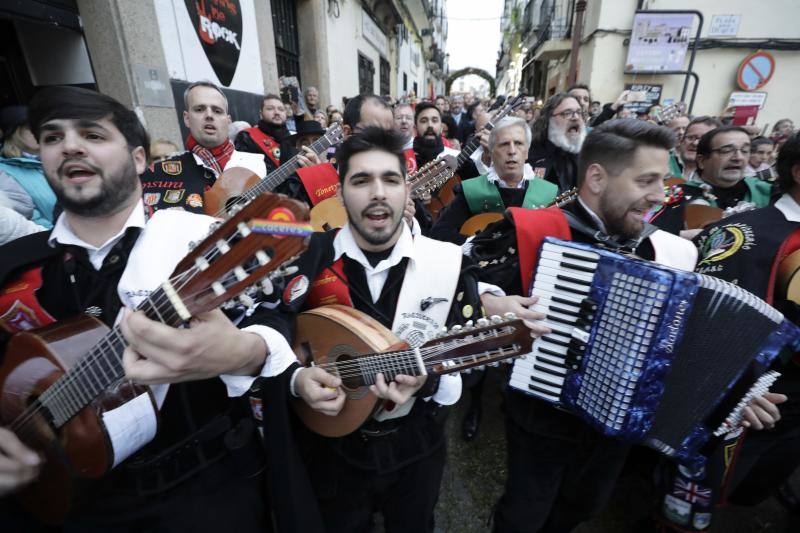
left=0, top=0, right=448, bottom=148
left=497, top=0, right=799, bottom=128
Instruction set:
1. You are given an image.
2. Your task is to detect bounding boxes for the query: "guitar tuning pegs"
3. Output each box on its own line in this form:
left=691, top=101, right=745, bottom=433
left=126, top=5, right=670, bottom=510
left=239, top=294, right=255, bottom=308
left=464, top=320, right=474, bottom=329
left=490, top=361, right=500, bottom=368
left=462, top=368, right=472, bottom=374
left=450, top=325, right=462, bottom=333
left=490, top=315, right=503, bottom=324
left=504, top=312, right=516, bottom=320
left=476, top=318, right=490, bottom=327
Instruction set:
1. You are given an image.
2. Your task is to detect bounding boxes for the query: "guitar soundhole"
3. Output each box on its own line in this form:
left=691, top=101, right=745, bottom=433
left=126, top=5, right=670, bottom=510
left=225, top=196, right=242, bottom=212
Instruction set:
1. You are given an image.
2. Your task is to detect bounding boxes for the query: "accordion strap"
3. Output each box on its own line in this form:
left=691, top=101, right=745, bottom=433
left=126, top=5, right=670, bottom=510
left=561, top=210, right=658, bottom=252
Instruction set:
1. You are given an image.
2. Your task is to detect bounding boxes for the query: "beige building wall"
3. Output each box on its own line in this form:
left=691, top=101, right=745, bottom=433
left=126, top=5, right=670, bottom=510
left=545, top=0, right=799, bottom=127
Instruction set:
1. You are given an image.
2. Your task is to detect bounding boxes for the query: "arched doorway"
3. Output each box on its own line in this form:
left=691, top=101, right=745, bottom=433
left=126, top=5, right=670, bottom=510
left=446, top=67, right=496, bottom=97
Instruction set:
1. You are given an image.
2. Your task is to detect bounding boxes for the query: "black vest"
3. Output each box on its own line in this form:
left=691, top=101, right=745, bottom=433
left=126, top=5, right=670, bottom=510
left=140, top=152, right=212, bottom=215
left=695, top=205, right=800, bottom=300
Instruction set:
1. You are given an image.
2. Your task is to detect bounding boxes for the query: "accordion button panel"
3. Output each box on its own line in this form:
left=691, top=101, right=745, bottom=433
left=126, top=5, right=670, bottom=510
left=510, top=242, right=600, bottom=403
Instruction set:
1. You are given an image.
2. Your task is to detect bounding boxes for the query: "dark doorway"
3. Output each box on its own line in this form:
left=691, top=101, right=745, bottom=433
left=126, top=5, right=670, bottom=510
left=0, top=21, right=33, bottom=107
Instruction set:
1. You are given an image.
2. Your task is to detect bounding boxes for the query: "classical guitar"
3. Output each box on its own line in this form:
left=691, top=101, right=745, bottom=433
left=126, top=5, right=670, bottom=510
left=0, top=193, right=312, bottom=523
left=204, top=123, right=344, bottom=217
left=291, top=305, right=532, bottom=437
left=459, top=187, right=579, bottom=237
left=777, top=249, right=800, bottom=305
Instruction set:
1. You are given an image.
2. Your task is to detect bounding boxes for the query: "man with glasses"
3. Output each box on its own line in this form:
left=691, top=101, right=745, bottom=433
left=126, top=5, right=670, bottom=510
left=688, top=126, right=773, bottom=209
left=527, top=93, right=587, bottom=192
left=651, top=126, right=773, bottom=238
left=676, top=117, right=722, bottom=183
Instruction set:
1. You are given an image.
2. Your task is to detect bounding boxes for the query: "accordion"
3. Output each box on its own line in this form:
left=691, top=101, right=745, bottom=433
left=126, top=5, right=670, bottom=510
left=510, top=238, right=800, bottom=467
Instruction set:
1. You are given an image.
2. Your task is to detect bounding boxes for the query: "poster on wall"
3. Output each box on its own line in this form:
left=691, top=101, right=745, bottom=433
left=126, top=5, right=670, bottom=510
left=625, top=13, right=693, bottom=72
left=184, top=0, right=243, bottom=86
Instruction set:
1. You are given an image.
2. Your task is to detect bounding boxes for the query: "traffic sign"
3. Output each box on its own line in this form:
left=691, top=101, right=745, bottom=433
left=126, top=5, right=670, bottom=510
left=737, top=51, right=775, bottom=91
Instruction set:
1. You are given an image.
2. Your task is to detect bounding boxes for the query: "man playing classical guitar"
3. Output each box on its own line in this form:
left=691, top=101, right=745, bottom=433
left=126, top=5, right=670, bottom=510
left=430, top=116, right=559, bottom=245
left=0, top=86, right=305, bottom=532
left=138, top=81, right=267, bottom=215
left=274, top=127, right=510, bottom=532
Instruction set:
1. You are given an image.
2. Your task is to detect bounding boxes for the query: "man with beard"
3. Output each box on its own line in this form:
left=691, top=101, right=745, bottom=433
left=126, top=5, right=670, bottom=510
left=468, top=119, right=782, bottom=533
left=0, top=86, right=317, bottom=532
left=430, top=117, right=558, bottom=245
left=393, top=102, right=414, bottom=150
left=403, top=102, right=459, bottom=175
left=234, top=94, right=292, bottom=173
left=650, top=125, right=772, bottom=237
left=527, top=93, right=587, bottom=192
left=139, top=81, right=266, bottom=215
left=269, top=127, right=500, bottom=532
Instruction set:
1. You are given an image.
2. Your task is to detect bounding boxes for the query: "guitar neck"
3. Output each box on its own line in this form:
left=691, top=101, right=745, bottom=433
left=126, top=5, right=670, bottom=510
left=39, top=287, right=182, bottom=428
left=327, top=328, right=524, bottom=387
left=244, top=135, right=333, bottom=196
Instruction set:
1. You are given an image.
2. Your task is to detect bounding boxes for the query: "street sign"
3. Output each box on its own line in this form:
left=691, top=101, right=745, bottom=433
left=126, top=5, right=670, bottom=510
left=709, top=15, right=741, bottom=37
left=737, top=51, right=775, bottom=91
left=728, top=91, right=767, bottom=109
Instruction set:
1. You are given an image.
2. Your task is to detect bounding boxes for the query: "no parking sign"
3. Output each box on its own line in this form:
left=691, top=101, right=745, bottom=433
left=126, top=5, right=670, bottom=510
left=737, top=51, right=775, bottom=91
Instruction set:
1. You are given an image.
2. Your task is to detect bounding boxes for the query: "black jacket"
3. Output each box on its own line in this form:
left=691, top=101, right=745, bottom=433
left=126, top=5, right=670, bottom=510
left=527, top=139, right=579, bottom=193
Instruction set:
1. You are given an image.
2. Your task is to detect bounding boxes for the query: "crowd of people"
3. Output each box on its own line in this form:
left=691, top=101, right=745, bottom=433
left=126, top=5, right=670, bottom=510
left=0, top=76, right=798, bottom=533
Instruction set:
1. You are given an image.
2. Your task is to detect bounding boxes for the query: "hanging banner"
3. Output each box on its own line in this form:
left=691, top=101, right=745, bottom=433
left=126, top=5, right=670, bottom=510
left=184, top=0, right=243, bottom=86
left=625, top=13, right=693, bottom=72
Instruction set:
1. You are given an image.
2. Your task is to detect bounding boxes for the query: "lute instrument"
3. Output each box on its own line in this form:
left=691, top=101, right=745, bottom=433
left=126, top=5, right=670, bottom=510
left=291, top=305, right=532, bottom=437
left=204, top=123, right=344, bottom=217
left=0, top=193, right=311, bottom=523
left=459, top=187, right=579, bottom=237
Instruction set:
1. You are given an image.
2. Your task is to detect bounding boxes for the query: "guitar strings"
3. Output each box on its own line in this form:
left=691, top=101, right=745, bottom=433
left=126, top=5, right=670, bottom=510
left=311, top=327, right=518, bottom=379
left=214, top=126, right=341, bottom=217
left=10, top=221, right=294, bottom=433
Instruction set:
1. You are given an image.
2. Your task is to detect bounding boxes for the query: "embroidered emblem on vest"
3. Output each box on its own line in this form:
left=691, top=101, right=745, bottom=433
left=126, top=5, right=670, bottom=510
left=143, top=192, right=161, bottom=206
left=164, top=189, right=186, bottom=203
left=162, top=160, right=183, bottom=175
left=186, top=193, right=204, bottom=208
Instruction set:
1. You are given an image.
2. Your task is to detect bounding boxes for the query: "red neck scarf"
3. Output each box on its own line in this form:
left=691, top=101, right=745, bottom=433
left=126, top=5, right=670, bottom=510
left=186, top=134, right=235, bottom=175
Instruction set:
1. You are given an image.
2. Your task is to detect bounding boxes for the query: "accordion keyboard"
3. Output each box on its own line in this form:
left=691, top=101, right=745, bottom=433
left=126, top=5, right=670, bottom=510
left=509, top=242, right=600, bottom=402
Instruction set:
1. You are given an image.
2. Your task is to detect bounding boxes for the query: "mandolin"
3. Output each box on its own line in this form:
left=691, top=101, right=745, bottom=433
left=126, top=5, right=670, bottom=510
left=459, top=187, right=579, bottom=237
left=291, top=305, right=532, bottom=437
left=0, top=193, right=312, bottom=523
left=204, top=123, right=344, bottom=217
